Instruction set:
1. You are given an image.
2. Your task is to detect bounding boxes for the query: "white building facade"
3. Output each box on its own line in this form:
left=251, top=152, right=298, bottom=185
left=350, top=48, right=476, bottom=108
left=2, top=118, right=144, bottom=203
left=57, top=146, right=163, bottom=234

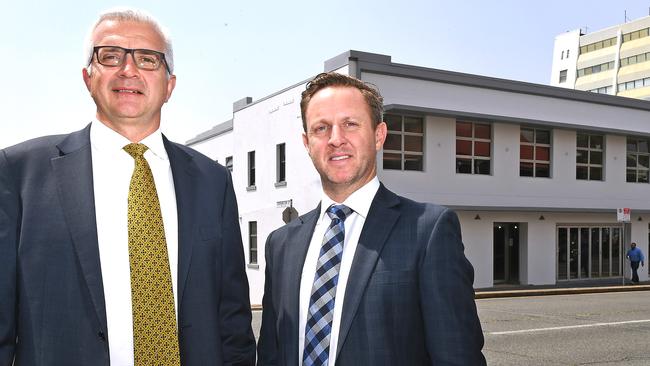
left=190, top=51, right=650, bottom=305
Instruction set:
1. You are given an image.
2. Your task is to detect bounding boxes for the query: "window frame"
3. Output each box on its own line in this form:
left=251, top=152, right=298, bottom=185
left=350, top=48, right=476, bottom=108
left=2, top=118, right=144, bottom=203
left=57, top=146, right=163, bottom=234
left=519, top=127, right=551, bottom=178
left=455, top=120, right=492, bottom=175
left=576, top=133, right=604, bottom=181
left=626, top=136, right=650, bottom=183
left=276, top=143, right=286, bottom=186
left=248, top=221, right=258, bottom=265
left=225, top=156, right=233, bottom=172
left=382, top=113, right=425, bottom=171
left=247, top=151, right=256, bottom=189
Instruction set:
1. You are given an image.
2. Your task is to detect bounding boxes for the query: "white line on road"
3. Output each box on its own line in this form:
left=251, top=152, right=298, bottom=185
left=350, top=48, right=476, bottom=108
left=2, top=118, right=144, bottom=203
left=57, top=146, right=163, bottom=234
left=488, top=319, right=650, bottom=335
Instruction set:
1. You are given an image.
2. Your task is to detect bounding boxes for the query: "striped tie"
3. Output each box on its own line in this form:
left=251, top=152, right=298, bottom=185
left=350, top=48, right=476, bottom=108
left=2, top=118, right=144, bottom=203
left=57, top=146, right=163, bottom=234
left=303, top=204, right=353, bottom=366
left=124, top=143, right=180, bottom=365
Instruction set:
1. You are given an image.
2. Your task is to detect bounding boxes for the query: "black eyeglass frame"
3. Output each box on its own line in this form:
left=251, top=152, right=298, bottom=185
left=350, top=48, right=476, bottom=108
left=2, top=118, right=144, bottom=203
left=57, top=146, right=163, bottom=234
left=91, top=46, right=171, bottom=74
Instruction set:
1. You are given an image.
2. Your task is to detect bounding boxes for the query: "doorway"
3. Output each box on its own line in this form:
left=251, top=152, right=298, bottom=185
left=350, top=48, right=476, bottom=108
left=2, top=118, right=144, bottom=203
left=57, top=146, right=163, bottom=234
left=494, top=223, right=520, bottom=284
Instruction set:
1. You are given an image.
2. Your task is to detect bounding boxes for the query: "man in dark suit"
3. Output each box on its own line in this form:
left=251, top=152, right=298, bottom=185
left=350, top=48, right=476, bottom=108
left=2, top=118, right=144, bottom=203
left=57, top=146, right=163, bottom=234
left=0, top=8, right=255, bottom=365
left=257, top=72, right=485, bottom=365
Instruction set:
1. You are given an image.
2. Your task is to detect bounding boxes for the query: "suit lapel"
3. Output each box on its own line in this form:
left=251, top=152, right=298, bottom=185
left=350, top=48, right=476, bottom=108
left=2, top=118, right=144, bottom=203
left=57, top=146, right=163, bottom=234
left=163, top=136, right=197, bottom=306
left=283, top=205, right=320, bottom=366
left=336, top=184, right=400, bottom=359
left=51, top=124, right=108, bottom=333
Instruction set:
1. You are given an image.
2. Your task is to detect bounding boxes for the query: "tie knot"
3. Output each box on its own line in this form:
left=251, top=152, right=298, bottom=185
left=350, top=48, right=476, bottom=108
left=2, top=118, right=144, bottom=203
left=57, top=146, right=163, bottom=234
left=124, top=143, right=149, bottom=159
left=326, top=204, right=353, bottom=222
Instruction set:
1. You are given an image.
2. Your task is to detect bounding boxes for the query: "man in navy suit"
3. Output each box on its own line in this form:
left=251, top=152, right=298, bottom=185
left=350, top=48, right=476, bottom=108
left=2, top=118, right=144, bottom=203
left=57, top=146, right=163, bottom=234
left=257, top=72, right=485, bottom=365
left=0, top=8, right=255, bottom=365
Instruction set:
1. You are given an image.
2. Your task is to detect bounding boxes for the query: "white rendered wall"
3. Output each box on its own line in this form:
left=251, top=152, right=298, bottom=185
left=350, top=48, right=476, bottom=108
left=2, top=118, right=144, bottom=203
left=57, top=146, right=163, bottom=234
left=189, top=131, right=233, bottom=166
left=455, top=211, right=493, bottom=288
left=232, top=83, right=321, bottom=304
left=451, top=211, right=648, bottom=288
left=368, top=72, right=650, bottom=212
left=191, top=83, right=321, bottom=304
left=551, top=29, right=581, bottom=87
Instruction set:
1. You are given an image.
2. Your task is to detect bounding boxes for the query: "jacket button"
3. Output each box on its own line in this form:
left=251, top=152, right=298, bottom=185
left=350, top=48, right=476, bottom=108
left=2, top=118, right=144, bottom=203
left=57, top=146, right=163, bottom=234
left=98, top=331, right=106, bottom=341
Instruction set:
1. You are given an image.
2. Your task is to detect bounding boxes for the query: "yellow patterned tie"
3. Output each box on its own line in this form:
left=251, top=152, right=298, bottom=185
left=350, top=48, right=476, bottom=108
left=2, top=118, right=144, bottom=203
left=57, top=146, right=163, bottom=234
left=124, top=143, right=180, bottom=366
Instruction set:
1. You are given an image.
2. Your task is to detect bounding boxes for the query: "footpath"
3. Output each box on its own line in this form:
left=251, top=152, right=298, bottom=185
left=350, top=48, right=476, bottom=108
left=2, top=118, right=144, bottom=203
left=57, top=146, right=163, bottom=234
left=475, top=279, right=650, bottom=299
left=251, top=280, right=650, bottom=309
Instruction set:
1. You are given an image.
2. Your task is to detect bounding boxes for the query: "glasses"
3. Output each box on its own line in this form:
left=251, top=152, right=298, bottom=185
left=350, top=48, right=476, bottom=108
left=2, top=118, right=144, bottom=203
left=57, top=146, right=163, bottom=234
left=92, top=46, right=171, bottom=74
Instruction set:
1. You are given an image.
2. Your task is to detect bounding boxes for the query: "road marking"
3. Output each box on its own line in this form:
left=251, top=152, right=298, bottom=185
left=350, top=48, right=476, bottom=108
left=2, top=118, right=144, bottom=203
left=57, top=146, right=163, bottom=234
left=488, top=319, right=650, bottom=335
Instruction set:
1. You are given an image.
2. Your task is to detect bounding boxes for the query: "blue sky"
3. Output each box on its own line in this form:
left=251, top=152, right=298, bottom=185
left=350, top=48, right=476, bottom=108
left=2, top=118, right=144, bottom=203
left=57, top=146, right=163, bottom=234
left=3, top=0, right=650, bottom=148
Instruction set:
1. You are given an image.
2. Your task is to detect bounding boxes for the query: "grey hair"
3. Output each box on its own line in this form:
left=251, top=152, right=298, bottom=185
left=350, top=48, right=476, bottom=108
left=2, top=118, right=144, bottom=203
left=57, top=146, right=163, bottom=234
left=83, top=7, right=174, bottom=75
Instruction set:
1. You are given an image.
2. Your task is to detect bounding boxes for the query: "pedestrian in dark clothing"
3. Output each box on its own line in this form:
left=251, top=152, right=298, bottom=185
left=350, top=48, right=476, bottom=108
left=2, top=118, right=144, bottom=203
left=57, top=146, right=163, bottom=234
left=626, top=242, right=645, bottom=284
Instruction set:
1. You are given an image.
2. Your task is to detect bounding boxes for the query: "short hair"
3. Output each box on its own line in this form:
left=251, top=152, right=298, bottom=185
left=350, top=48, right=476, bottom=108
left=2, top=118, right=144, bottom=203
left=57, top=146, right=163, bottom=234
left=83, top=7, right=174, bottom=74
left=300, top=72, right=384, bottom=132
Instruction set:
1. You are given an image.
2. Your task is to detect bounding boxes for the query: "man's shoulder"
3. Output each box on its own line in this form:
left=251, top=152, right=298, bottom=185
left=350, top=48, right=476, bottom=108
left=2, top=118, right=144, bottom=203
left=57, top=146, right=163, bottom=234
left=2, top=130, right=84, bottom=163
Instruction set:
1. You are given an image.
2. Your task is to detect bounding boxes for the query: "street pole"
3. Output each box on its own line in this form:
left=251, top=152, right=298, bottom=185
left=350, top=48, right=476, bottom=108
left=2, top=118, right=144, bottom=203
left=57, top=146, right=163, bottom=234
left=622, top=224, right=626, bottom=286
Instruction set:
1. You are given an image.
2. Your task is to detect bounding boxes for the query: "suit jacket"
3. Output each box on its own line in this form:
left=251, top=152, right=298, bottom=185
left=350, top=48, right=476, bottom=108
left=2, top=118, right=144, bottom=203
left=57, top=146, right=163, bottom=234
left=0, top=125, right=255, bottom=365
left=257, top=184, right=485, bottom=365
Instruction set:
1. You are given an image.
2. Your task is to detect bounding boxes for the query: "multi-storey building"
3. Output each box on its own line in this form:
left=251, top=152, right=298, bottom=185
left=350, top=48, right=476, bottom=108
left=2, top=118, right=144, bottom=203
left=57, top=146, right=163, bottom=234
left=552, top=16, right=650, bottom=99
left=189, top=50, right=650, bottom=305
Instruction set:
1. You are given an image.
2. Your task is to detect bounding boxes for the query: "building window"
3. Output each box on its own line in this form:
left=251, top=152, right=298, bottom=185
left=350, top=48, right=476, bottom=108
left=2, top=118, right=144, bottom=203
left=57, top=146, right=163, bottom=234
left=520, top=128, right=551, bottom=177
left=576, top=133, right=604, bottom=181
left=559, top=69, right=567, bottom=83
left=617, top=76, right=650, bottom=91
left=561, top=50, right=564, bottom=60
left=577, top=61, right=615, bottom=77
left=622, top=27, right=650, bottom=42
left=383, top=114, right=424, bottom=171
left=626, top=137, right=650, bottom=183
left=456, top=121, right=491, bottom=175
left=580, top=37, right=616, bottom=54
left=557, top=226, right=621, bottom=280
left=566, top=49, right=570, bottom=58
left=620, top=51, right=650, bottom=67
left=247, top=151, right=256, bottom=188
left=587, top=86, right=613, bottom=94
left=276, top=143, right=286, bottom=184
left=248, top=221, right=257, bottom=265
left=225, top=156, right=233, bottom=172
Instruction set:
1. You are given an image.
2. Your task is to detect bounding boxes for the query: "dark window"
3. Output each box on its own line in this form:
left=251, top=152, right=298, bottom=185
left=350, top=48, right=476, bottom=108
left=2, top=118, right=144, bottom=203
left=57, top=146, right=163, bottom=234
left=248, top=221, right=257, bottom=265
left=382, top=114, right=424, bottom=171
left=276, top=143, right=286, bottom=184
left=225, top=156, right=233, bottom=172
left=576, top=133, right=604, bottom=181
left=626, top=137, right=650, bottom=183
left=456, top=121, right=491, bottom=175
left=559, top=69, right=567, bottom=83
left=520, top=128, right=551, bottom=178
left=248, top=151, right=255, bottom=187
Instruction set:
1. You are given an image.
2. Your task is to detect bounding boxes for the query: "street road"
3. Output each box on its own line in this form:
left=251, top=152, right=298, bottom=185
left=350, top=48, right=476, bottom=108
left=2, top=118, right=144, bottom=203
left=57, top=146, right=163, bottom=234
left=479, top=291, right=650, bottom=365
left=252, top=290, right=650, bottom=365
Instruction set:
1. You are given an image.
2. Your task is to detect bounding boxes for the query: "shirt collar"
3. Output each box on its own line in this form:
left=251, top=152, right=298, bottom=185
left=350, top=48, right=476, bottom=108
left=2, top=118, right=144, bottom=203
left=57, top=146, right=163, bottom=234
left=319, top=176, right=380, bottom=222
left=90, top=120, right=168, bottom=161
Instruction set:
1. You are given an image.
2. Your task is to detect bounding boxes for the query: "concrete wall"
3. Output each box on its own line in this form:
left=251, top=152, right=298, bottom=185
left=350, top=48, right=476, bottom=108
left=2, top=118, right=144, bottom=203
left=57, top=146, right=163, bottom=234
left=453, top=211, right=649, bottom=289
left=551, top=29, right=581, bottom=88
left=369, top=72, right=650, bottom=212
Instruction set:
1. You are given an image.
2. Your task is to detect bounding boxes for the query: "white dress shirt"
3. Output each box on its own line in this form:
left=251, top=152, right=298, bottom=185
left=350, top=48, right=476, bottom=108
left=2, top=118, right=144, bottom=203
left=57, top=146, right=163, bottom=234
left=298, top=177, right=380, bottom=366
left=90, top=121, right=178, bottom=366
